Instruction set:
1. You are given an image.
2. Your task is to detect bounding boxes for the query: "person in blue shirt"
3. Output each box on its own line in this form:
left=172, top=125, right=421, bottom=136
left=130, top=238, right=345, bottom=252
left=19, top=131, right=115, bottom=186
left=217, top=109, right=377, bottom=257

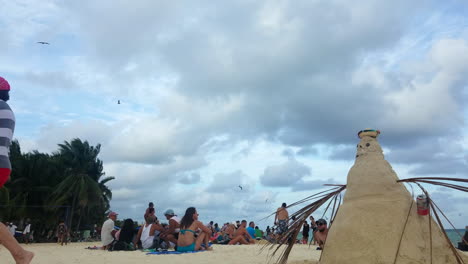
left=246, top=221, right=256, bottom=241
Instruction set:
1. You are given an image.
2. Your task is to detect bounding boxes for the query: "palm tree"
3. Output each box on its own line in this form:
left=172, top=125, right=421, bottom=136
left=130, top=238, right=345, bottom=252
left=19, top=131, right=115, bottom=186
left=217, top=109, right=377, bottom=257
left=50, top=139, right=114, bottom=231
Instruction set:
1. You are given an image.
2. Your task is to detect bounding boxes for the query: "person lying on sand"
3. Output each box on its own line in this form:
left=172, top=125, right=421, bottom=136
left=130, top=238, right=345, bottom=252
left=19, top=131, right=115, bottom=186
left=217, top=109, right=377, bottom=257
left=177, top=207, right=213, bottom=252
left=314, top=219, right=328, bottom=250
left=228, top=220, right=255, bottom=245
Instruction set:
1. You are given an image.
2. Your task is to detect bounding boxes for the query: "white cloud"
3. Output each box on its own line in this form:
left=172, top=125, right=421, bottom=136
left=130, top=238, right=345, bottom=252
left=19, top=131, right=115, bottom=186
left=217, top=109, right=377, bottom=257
left=260, top=158, right=311, bottom=187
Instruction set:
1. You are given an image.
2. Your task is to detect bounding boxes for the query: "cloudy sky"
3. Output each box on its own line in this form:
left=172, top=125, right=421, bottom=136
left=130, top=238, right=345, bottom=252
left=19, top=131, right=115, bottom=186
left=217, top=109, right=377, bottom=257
left=1, top=0, right=467, bottom=228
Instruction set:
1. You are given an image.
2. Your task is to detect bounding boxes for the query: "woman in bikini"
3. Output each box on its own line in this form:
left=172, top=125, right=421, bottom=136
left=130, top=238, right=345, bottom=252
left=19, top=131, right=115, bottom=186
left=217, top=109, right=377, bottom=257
left=177, top=207, right=213, bottom=252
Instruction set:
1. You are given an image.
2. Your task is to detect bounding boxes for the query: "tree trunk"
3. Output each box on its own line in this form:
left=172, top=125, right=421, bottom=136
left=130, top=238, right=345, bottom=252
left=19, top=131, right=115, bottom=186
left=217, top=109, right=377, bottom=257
left=75, top=208, right=82, bottom=232
left=68, top=191, right=78, bottom=232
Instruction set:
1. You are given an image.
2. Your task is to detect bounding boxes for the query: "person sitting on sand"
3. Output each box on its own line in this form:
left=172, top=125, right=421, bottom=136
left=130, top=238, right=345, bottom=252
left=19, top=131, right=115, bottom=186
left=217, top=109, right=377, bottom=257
left=177, top=207, right=213, bottom=252
left=160, top=209, right=180, bottom=248
left=57, top=220, right=68, bottom=246
left=101, top=212, right=118, bottom=250
left=228, top=220, right=255, bottom=245
left=314, top=219, right=328, bottom=250
left=275, top=203, right=289, bottom=235
left=246, top=221, right=256, bottom=240
left=254, top=226, right=263, bottom=240
left=135, top=215, right=163, bottom=249
left=114, top=219, right=136, bottom=251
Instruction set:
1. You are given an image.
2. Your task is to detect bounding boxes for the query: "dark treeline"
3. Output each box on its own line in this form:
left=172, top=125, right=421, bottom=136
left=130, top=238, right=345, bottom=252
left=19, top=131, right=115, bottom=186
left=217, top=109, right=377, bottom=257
left=0, top=138, right=113, bottom=241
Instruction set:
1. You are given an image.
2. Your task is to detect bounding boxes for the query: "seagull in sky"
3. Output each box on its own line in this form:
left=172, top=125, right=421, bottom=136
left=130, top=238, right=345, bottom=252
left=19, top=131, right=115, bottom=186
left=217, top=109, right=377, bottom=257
left=37, top=42, right=50, bottom=45
left=238, top=185, right=243, bottom=190
left=118, top=100, right=121, bottom=104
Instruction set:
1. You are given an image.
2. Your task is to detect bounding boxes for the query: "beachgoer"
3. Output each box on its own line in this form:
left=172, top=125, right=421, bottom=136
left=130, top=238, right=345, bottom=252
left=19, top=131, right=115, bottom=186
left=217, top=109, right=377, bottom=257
left=206, top=221, right=214, bottom=235
left=266, top=226, right=271, bottom=236
left=0, top=77, right=34, bottom=264
left=177, top=207, right=213, bottom=252
left=144, top=202, right=155, bottom=219
left=228, top=220, right=255, bottom=245
left=254, top=226, right=263, bottom=240
left=302, top=221, right=310, bottom=244
left=135, top=215, right=162, bottom=249
left=314, top=219, right=328, bottom=250
left=275, top=203, right=289, bottom=235
left=23, top=220, right=31, bottom=244
left=236, top=220, right=241, bottom=229
left=310, top=216, right=317, bottom=245
left=57, top=221, right=68, bottom=246
left=113, top=219, right=136, bottom=251
left=101, top=212, right=118, bottom=250
left=160, top=209, right=180, bottom=248
left=246, top=221, right=256, bottom=240
left=8, top=222, right=17, bottom=237
left=214, top=223, right=220, bottom=233
left=223, top=222, right=237, bottom=243
left=458, top=226, right=468, bottom=251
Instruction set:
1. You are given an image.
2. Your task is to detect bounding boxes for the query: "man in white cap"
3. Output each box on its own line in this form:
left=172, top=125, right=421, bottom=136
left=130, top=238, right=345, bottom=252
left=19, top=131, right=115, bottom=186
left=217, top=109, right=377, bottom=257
left=0, top=76, right=34, bottom=263
left=160, top=209, right=180, bottom=248
left=101, top=212, right=118, bottom=249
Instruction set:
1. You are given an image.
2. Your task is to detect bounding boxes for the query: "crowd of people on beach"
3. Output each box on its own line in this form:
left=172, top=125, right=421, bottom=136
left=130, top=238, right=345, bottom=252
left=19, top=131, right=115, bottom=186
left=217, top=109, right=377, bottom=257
left=96, top=201, right=331, bottom=253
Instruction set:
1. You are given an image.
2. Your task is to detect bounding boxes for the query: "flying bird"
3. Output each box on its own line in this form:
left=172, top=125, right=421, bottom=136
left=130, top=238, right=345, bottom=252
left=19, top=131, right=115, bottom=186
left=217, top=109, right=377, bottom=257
left=238, top=185, right=243, bottom=190
left=37, top=42, right=50, bottom=45
left=118, top=100, right=121, bottom=104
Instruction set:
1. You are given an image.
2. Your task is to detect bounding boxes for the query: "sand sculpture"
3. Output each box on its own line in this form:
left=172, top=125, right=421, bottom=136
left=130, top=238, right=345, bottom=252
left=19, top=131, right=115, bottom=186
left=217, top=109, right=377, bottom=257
left=270, top=129, right=467, bottom=264
left=319, top=130, right=467, bottom=263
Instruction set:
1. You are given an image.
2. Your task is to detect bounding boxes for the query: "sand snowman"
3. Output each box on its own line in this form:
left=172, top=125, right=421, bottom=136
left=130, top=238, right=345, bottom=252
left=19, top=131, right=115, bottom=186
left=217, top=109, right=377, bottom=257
left=319, top=129, right=466, bottom=264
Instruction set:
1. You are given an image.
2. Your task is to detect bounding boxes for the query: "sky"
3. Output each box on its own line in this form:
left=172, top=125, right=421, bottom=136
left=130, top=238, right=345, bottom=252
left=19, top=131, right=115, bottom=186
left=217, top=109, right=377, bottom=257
left=0, top=0, right=467, bottom=228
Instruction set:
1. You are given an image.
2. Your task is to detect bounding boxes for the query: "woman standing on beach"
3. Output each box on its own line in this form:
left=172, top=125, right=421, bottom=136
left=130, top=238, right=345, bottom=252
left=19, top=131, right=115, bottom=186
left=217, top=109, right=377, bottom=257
left=0, top=77, right=34, bottom=263
left=302, top=221, right=310, bottom=244
left=177, top=207, right=213, bottom=252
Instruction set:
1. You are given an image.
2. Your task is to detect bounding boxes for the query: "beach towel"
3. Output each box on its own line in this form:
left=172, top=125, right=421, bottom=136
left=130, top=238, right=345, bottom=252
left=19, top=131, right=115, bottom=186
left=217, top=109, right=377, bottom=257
left=85, top=246, right=100, bottom=250
left=146, top=250, right=205, bottom=255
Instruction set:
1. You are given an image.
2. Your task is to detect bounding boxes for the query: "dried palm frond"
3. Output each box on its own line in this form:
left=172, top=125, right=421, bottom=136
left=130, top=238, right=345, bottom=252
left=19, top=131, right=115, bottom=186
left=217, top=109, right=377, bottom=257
left=398, top=178, right=468, bottom=264
left=263, top=185, right=346, bottom=264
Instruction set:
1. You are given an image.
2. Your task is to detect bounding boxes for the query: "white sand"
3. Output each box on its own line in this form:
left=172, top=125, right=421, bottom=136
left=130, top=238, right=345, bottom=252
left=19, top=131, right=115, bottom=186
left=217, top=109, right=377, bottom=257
left=0, top=242, right=321, bottom=264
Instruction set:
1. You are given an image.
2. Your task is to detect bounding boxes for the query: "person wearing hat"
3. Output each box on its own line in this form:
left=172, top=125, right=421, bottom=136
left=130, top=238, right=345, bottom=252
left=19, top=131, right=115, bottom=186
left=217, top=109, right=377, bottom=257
left=160, top=209, right=180, bottom=248
left=101, top=212, right=118, bottom=249
left=313, top=219, right=328, bottom=250
left=0, top=77, right=34, bottom=263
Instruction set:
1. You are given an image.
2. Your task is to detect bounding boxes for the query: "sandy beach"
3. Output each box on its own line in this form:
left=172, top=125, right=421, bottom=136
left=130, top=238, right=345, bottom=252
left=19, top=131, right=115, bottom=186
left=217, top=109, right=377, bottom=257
left=0, top=242, right=321, bottom=264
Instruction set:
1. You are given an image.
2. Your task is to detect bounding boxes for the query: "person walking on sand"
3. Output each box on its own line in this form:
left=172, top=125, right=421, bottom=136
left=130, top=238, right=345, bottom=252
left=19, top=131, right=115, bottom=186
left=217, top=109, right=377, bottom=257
left=57, top=220, right=68, bottom=246
left=302, top=221, right=310, bottom=244
left=23, top=220, right=31, bottom=244
left=0, top=76, right=34, bottom=264
left=275, top=203, right=289, bottom=235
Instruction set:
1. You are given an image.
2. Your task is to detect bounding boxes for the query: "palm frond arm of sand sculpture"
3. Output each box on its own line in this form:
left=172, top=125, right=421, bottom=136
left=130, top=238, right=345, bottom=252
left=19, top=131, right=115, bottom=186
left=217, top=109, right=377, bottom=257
left=266, top=177, right=467, bottom=264
left=262, top=185, right=346, bottom=264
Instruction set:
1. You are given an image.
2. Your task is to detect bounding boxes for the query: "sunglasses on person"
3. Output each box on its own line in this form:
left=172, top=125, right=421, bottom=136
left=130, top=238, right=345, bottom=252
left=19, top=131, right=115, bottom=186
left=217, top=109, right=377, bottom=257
left=317, top=223, right=325, bottom=226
